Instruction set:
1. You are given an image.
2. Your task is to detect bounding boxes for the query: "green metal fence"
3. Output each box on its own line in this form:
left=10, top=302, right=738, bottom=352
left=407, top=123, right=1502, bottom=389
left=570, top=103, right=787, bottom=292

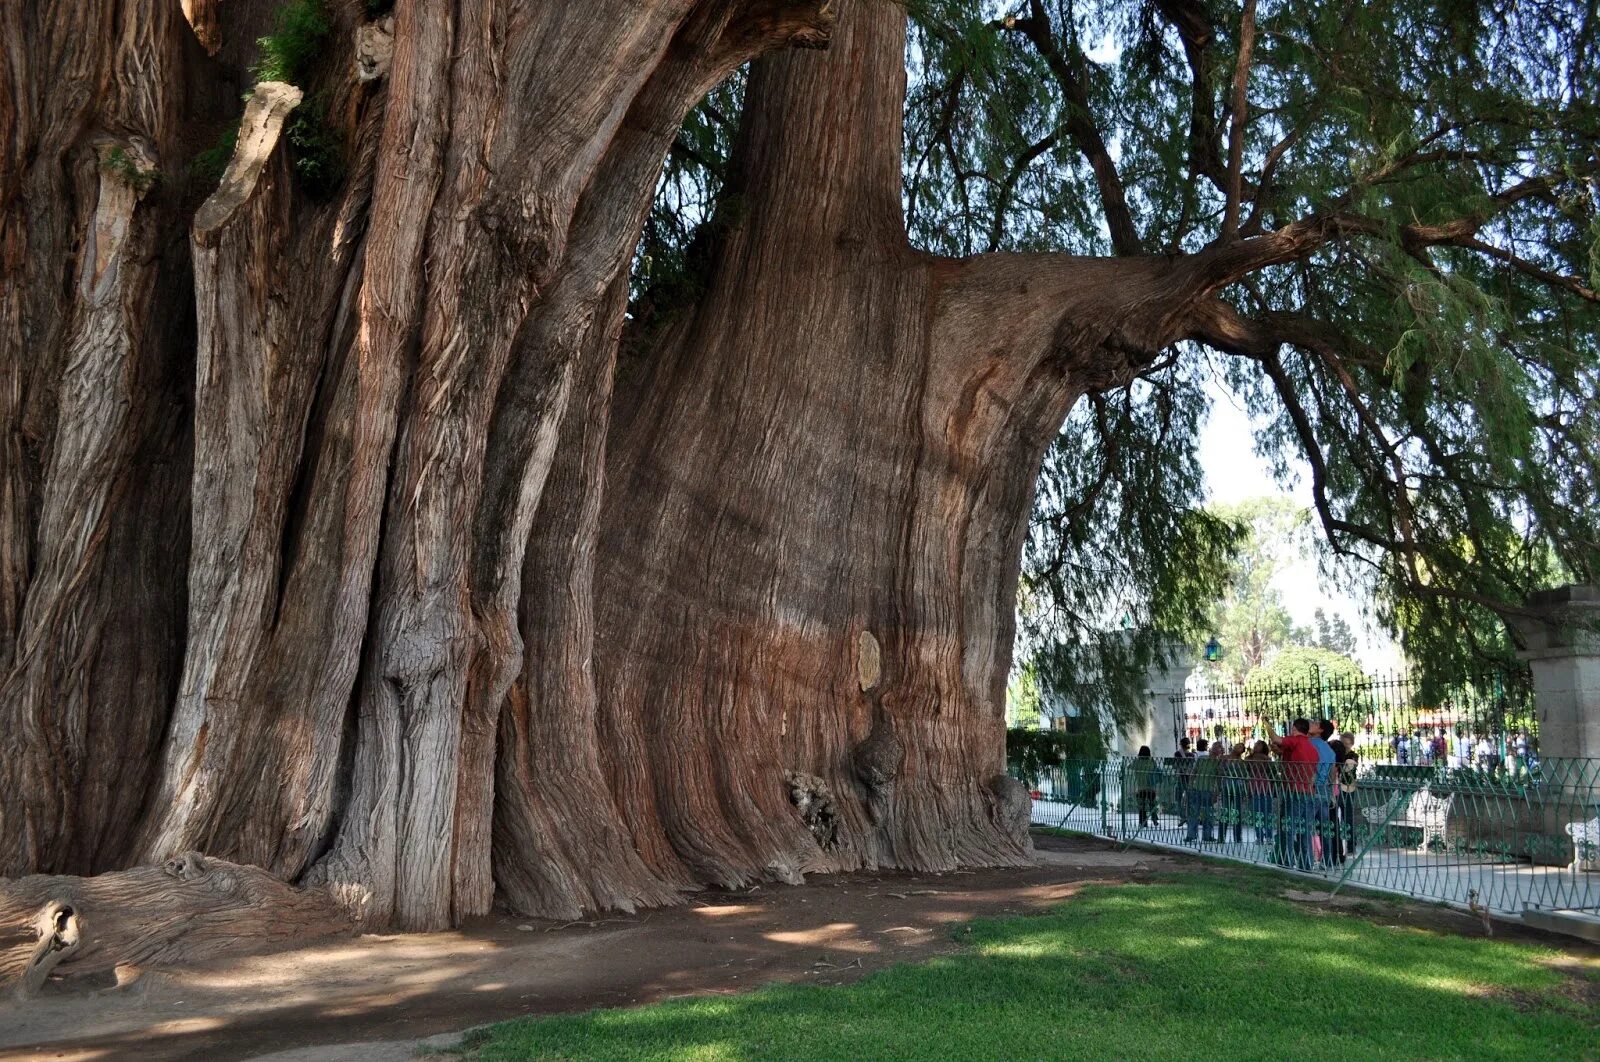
left=1027, top=755, right=1600, bottom=916
left=1169, top=668, right=1536, bottom=768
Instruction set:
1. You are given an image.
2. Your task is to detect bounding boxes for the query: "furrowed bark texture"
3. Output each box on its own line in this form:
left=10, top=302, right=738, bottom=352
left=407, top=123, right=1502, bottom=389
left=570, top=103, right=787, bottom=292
left=0, top=0, right=194, bottom=877
left=0, top=853, right=346, bottom=997
left=595, top=3, right=1097, bottom=886
left=3, top=0, right=1218, bottom=969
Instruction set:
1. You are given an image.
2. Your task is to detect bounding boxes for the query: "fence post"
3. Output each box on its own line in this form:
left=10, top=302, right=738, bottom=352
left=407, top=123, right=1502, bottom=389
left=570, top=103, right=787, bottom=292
left=1507, top=585, right=1600, bottom=760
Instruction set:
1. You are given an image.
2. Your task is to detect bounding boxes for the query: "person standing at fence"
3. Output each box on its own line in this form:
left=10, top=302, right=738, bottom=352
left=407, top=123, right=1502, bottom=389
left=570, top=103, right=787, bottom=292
left=1223, top=743, right=1248, bottom=844
left=1327, top=739, right=1354, bottom=864
left=1271, top=719, right=1333, bottom=870
left=1337, top=747, right=1360, bottom=858
left=1130, top=746, right=1160, bottom=829
left=1246, top=740, right=1276, bottom=846
left=1173, top=737, right=1195, bottom=825
left=1187, top=743, right=1223, bottom=844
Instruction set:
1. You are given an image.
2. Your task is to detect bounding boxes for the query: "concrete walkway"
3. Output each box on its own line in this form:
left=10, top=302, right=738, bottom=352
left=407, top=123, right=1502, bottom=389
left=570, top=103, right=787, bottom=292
left=1032, top=796, right=1600, bottom=916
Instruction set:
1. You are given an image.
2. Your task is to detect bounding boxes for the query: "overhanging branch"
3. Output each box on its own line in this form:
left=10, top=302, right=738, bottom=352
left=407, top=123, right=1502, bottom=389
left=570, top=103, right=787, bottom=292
left=1005, top=1, right=1142, bottom=255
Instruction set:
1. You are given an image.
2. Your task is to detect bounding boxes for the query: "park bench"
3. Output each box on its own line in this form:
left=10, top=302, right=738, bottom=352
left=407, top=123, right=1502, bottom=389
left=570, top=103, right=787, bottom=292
left=1363, top=788, right=1454, bottom=851
left=1566, top=816, right=1600, bottom=872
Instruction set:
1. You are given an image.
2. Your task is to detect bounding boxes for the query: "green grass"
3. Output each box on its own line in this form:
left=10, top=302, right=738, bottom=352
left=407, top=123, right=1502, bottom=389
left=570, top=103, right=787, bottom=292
left=463, top=874, right=1596, bottom=1061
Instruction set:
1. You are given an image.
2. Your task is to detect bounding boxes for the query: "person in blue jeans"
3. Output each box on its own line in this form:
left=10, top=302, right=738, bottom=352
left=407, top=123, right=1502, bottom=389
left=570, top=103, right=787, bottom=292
left=1246, top=739, right=1276, bottom=845
left=1271, top=718, right=1336, bottom=869
left=1186, top=743, right=1223, bottom=843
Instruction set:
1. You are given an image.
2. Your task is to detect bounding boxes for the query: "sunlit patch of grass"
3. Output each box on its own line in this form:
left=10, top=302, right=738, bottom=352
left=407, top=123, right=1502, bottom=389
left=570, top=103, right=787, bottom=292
left=465, top=877, right=1596, bottom=1061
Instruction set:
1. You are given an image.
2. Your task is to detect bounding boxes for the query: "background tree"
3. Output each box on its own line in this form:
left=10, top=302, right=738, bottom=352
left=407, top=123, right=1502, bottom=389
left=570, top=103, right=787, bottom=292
left=1244, top=645, right=1371, bottom=730
left=1195, top=497, right=1309, bottom=684
left=1306, top=607, right=1358, bottom=658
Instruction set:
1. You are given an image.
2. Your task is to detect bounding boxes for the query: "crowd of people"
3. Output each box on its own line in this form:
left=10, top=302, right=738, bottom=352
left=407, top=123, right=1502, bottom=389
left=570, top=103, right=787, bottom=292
left=1126, top=718, right=1364, bottom=872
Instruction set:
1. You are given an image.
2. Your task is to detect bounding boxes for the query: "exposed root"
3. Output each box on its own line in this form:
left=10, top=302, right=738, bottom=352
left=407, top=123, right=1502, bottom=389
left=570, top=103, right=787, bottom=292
left=1, top=853, right=349, bottom=999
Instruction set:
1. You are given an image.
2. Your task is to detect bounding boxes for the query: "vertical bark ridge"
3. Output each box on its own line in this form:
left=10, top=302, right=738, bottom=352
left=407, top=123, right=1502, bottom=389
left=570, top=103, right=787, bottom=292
left=139, top=67, right=385, bottom=878
left=493, top=274, right=685, bottom=919
left=314, top=0, right=839, bottom=930
left=0, top=0, right=193, bottom=876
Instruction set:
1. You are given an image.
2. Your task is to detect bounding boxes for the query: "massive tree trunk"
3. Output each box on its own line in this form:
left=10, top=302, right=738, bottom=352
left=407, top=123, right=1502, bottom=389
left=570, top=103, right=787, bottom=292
left=3, top=0, right=1221, bottom=978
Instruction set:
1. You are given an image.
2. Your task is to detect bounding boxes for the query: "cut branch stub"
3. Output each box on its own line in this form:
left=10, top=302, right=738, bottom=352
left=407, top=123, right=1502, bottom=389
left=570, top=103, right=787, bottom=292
left=0, top=854, right=349, bottom=999
left=193, top=82, right=304, bottom=246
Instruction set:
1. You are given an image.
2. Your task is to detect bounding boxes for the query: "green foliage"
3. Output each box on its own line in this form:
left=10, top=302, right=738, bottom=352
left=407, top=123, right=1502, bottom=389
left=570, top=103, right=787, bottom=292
left=192, top=122, right=240, bottom=188
left=102, top=147, right=158, bottom=193
left=1244, top=645, right=1371, bottom=727
left=284, top=95, right=343, bottom=198
left=1004, top=726, right=1067, bottom=787
left=1006, top=713, right=1108, bottom=787
left=252, top=0, right=331, bottom=84
left=463, top=879, right=1593, bottom=1060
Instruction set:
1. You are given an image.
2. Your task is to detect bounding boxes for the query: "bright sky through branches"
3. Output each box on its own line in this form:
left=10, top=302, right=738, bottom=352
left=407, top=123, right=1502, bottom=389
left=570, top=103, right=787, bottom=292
left=1199, top=380, right=1402, bottom=672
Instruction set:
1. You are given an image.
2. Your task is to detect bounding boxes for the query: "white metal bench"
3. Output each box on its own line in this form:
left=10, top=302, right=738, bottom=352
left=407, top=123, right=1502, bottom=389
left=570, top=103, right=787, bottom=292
left=1565, top=816, right=1599, bottom=873
left=1363, top=788, right=1453, bottom=851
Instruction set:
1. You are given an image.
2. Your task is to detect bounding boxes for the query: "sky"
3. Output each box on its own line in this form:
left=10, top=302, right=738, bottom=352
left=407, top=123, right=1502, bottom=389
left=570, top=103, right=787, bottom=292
left=1198, top=377, right=1405, bottom=673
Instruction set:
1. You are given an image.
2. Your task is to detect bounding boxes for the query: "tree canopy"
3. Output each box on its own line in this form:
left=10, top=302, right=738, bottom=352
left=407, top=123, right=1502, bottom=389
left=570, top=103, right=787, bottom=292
left=639, top=1, right=1596, bottom=726
left=915, top=0, right=1599, bottom=712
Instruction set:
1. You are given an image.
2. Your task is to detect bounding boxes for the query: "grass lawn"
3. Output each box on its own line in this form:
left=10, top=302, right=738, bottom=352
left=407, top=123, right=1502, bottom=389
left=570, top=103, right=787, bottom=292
left=461, top=871, right=1598, bottom=1061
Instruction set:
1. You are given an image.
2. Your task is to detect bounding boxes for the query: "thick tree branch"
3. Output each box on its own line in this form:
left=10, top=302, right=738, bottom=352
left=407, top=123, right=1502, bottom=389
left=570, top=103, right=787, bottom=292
left=1452, top=236, right=1600, bottom=303
left=1007, top=1, right=1142, bottom=255
left=1153, top=0, right=1229, bottom=194
left=1221, top=0, right=1258, bottom=241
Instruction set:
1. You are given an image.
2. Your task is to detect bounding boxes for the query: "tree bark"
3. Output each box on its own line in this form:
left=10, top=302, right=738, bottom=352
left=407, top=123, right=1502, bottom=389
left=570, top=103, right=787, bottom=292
left=3, top=0, right=1223, bottom=975
left=1, top=0, right=195, bottom=878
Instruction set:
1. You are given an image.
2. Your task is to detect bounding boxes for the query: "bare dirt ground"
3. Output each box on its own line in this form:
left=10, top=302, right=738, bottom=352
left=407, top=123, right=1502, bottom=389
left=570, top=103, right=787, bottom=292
left=1, top=834, right=1589, bottom=1061
left=0, top=835, right=1166, bottom=1061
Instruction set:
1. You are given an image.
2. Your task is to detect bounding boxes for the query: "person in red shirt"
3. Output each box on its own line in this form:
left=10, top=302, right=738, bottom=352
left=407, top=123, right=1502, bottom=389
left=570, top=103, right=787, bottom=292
left=1273, top=718, right=1320, bottom=793
left=1271, top=718, right=1331, bottom=869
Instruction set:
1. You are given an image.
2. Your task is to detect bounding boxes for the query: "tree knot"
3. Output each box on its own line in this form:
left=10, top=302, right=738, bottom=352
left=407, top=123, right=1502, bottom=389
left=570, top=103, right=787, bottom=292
left=163, top=851, right=209, bottom=881
left=784, top=770, right=840, bottom=851
left=986, top=774, right=1031, bottom=842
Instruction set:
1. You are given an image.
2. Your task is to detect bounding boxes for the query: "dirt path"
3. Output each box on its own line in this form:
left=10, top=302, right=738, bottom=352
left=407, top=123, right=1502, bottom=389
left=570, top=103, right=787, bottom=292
left=1, top=836, right=1171, bottom=1060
